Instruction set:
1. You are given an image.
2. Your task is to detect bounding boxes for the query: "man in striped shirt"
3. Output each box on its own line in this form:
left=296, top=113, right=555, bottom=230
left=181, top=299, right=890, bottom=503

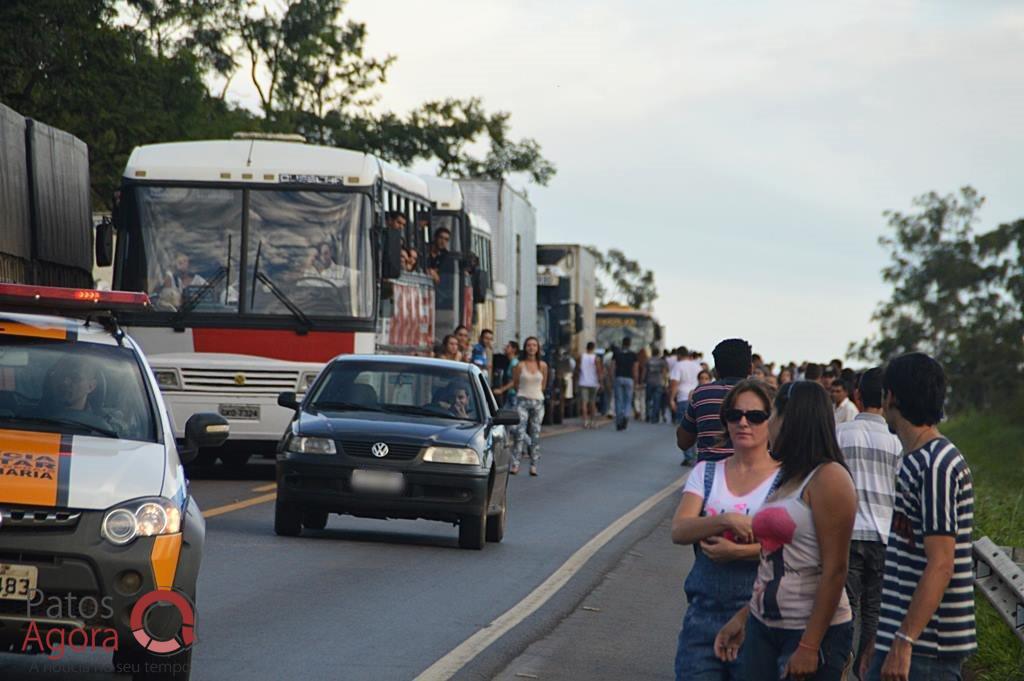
left=867, top=353, right=975, bottom=681
left=836, top=367, right=903, bottom=678
left=675, top=338, right=751, bottom=463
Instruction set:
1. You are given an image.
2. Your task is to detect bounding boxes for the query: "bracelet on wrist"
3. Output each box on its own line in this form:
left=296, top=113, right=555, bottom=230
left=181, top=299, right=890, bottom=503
left=797, top=640, right=819, bottom=652
left=894, top=631, right=915, bottom=646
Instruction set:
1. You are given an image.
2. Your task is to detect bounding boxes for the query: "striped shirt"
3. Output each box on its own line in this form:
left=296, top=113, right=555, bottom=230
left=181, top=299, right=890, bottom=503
left=836, top=413, right=903, bottom=543
left=681, top=378, right=741, bottom=462
left=876, top=437, right=976, bottom=658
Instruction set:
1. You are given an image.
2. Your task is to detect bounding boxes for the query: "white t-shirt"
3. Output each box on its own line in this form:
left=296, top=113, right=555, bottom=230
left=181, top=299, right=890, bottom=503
left=683, top=460, right=778, bottom=521
left=834, top=398, right=859, bottom=425
left=670, top=359, right=701, bottom=403
left=579, top=353, right=599, bottom=388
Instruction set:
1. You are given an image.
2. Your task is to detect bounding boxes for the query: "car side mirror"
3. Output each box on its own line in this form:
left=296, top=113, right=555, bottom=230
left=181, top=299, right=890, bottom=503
left=382, top=228, right=403, bottom=279
left=95, top=217, right=114, bottom=268
left=278, top=391, right=300, bottom=411
left=492, top=408, right=520, bottom=427
left=180, top=413, right=229, bottom=464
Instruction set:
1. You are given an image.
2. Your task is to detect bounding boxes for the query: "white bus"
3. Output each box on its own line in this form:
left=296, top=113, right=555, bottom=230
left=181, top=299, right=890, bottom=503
left=109, top=137, right=438, bottom=465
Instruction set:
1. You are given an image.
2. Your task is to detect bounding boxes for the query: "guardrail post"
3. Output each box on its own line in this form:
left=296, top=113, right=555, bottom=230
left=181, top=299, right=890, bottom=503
left=973, top=536, right=1024, bottom=645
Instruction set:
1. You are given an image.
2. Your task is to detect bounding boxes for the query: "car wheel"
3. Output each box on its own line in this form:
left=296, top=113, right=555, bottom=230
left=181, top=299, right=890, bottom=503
left=274, top=498, right=302, bottom=536
left=302, top=510, right=328, bottom=530
left=458, top=505, right=486, bottom=550
left=486, top=485, right=507, bottom=543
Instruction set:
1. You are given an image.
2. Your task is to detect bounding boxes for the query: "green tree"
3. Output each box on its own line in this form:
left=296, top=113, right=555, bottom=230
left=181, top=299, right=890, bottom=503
left=853, top=187, right=1024, bottom=409
left=589, top=247, right=658, bottom=309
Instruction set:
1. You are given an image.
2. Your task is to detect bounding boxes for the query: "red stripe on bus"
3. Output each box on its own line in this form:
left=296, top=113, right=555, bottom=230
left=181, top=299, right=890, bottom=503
left=192, top=328, right=356, bottom=362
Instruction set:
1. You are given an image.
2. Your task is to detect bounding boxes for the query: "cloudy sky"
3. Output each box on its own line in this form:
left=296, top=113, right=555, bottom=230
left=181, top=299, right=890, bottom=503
left=234, top=0, right=1024, bottom=364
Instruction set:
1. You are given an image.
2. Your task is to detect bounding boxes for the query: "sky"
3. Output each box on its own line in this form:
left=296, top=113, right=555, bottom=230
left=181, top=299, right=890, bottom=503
left=230, top=0, right=1024, bottom=364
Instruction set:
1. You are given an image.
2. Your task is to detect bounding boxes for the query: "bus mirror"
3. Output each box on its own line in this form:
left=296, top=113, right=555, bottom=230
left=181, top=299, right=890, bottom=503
left=95, top=218, right=114, bottom=267
left=382, top=228, right=403, bottom=279
left=473, top=268, right=488, bottom=304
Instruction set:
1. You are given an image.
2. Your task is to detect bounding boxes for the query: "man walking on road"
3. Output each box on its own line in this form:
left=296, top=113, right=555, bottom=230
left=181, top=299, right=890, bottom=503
left=866, top=353, right=976, bottom=681
left=577, top=341, right=603, bottom=429
left=613, top=337, right=639, bottom=430
left=675, top=338, right=752, bottom=463
left=837, top=368, right=903, bottom=679
left=643, top=347, right=668, bottom=423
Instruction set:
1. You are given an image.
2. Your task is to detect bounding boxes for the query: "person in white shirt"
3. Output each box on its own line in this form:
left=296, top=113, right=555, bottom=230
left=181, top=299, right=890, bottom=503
left=831, top=378, right=859, bottom=424
left=576, top=341, right=603, bottom=429
left=669, top=349, right=701, bottom=425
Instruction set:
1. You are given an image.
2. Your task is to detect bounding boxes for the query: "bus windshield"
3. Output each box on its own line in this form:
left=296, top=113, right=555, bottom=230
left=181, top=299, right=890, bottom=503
left=596, top=315, right=657, bottom=350
left=125, top=186, right=374, bottom=321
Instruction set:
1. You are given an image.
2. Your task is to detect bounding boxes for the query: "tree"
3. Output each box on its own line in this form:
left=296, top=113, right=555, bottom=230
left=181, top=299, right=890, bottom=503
left=853, top=187, right=1024, bottom=410
left=588, top=247, right=658, bottom=309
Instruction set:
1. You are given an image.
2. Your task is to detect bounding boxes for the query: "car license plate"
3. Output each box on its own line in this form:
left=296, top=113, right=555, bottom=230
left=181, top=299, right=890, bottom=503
left=218, top=404, right=260, bottom=420
left=0, top=563, right=38, bottom=601
left=351, top=469, right=404, bottom=494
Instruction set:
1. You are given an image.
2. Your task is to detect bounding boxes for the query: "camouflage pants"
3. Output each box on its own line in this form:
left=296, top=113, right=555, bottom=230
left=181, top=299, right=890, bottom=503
left=514, top=397, right=545, bottom=465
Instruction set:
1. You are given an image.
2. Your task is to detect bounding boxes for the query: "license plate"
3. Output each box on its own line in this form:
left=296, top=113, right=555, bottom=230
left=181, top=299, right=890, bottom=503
left=0, top=563, right=38, bottom=601
left=218, top=404, right=260, bottom=420
left=351, top=469, right=404, bottom=494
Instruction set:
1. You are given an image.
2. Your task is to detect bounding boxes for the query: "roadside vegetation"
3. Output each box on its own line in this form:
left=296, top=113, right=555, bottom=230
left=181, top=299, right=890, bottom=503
left=943, top=404, right=1024, bottom=681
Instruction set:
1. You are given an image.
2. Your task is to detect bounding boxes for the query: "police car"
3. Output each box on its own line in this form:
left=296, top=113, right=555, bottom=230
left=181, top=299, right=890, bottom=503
left=0, top=284, right=228, bottom=680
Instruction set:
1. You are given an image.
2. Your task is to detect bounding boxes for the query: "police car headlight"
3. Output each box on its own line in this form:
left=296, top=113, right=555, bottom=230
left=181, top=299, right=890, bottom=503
left=298, top=371, right=318, bottom=392
left=422, top=446, right=481, bottom=465
left=285, top=435, right=336, bottom=455
left=154, top=369, right=181, bottom=390
left=101, top=498, right=183, bottom=545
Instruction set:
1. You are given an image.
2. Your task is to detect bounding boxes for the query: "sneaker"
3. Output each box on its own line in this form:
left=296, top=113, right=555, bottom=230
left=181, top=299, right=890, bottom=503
left=510, top=464, right=519, bottom=475
left=529, top=465, right=538, bottom=476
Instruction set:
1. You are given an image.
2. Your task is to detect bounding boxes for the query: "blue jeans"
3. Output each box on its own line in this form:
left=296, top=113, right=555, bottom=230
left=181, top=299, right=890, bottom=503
left=614, top=377, right=634, bottom=423
left=866, top=650, right=964, bottom=681
left=738, top=616, right=853, bottom=681
left=675, top=399, right=689, bottom=426
left=646, top=385, right=664, bottom=422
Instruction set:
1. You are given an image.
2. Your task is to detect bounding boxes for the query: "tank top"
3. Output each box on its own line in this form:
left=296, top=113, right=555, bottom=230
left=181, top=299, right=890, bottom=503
left=749, top=465, right=853, bottom=629
left=579, top=353, right=599, bottom=388
left=518, top=363, right=544, bottom=400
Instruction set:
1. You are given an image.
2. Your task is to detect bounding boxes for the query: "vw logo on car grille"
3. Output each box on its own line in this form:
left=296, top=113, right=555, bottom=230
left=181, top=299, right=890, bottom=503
left=371, top=442, right=389, bottom=458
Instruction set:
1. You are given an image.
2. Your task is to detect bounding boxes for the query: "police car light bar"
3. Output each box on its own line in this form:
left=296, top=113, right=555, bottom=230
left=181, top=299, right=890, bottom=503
left=0, top=283, right=151, bottom=313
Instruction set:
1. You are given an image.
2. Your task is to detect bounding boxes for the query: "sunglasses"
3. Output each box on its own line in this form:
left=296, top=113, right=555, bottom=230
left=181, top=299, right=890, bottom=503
left=723, top=409, right=770, bottom=425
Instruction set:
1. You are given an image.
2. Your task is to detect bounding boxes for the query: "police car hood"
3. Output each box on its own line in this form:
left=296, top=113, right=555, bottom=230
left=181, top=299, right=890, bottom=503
left=0, top=430, right=168, bottom=511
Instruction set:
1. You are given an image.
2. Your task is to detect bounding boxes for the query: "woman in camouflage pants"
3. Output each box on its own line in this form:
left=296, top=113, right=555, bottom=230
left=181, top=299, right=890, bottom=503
left=512, top=336, right=548, bottom=476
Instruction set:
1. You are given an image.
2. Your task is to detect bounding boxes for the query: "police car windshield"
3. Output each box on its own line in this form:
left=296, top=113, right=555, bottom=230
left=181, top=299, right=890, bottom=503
left=0, top=336, right=156, bottom=442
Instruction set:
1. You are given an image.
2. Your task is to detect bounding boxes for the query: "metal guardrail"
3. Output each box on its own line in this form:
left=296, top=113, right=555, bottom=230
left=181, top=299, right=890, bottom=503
left=973, top=536, right=1024, bottom=644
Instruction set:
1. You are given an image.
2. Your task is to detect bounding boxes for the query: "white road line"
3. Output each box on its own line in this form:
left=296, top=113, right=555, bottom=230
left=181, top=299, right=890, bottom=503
left=413, top=474, right=688, bottom=681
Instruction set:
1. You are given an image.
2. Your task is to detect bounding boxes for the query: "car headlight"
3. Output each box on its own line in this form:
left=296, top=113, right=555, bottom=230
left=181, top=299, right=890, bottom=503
left=285, top=435, right=337, bottom=455
left=101, top=497, right=182, bottom=546
left=153, top=369, right=181, bottom=390
left=422, top=446, right=481, bottom=465
left=298, top=371, right=319, bottom=392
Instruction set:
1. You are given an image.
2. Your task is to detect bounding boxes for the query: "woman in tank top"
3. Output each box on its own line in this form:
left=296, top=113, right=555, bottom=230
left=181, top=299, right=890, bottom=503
left=512, top=337, right=548, bottom=476
left=715, top=381, right=857, bottom=681
left=671, top=379, right=781, bottom=681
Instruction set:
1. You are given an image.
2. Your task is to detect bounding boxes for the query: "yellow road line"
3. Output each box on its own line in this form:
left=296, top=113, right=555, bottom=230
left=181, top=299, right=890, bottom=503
left=202, top=492, right=276, bottom=519
left=413, top=473, right=688, bottom=680
left=251, top=483, right=277, bottom=492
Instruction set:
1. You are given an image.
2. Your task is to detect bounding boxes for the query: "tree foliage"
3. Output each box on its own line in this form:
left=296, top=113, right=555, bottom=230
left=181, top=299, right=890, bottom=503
left=853, top=187, right=1024, bottom=410
left=588, top=247, right=658, bottom=310
left=0, top=0, right=555, bottom=209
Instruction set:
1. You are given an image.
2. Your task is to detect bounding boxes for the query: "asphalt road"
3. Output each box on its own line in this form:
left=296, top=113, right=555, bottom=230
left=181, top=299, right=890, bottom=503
left=0, top=419, right=690, bottom=681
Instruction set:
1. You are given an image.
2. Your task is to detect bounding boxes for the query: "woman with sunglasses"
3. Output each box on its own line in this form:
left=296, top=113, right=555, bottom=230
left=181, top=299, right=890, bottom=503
left=671, top=379, right=781, bottom=681
left=715, top=381, right=856, bottom=681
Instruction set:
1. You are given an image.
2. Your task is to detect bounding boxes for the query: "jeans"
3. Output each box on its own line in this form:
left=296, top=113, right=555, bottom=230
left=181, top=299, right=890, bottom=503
left=646, top=385, right=664, bottom=422
left=846, top=540, right=886, bottom=671
left=675, top=548, right=759, bottom=681
left=738, top=616, right=853, bottom=681
left=675, top=399, right=689, bottom=426
left=866, top=651, right=964, bottom=681
left=614, top=377, right=634, bottom=423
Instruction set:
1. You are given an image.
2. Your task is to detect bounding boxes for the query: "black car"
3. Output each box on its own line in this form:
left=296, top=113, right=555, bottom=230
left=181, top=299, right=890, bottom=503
left=274, top=355, right=520, bottom=549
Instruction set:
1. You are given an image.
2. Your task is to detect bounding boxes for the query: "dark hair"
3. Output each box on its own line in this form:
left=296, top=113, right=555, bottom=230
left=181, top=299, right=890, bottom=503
left=882, top=353, right=946, bottom=426
left=822, top=369, right=836, bottom=379
left=712, top=338, right=752, bottom=379
left=857, top=367, right=884, bottom=409
left=480, top=328, right=494, bottom=340
left=676, top=346, right=688, bottom=357
left=772, top=381, right=846, bottom=486
left=586, top=341, right=596, bottom=351
left=697, top=369, right=711, bottom=382
left=714, top=379, right=775, bottom=450
left=651, top=347, right=660, bottom=357
left=453, top=325, right=469, bottom=335
left=622, top=337, right=632, bottom=348
left=439, top=335, right=458, bottom=356
left=840, top=368, right=856, bottom=384
left=831, top=358, right=844, bottom=371
left=522, top=336, right=541, bottom=359
left=831, top=378, right=850, bottom=395
left=507, top=340, right=520, bottom=352
left=803, top=363, right=822, bottom=380
left=386, top=211, right=405, bottom=223
left=752, top=353, right=763, bottom=363
left=434, top=227, right=451, bottom=239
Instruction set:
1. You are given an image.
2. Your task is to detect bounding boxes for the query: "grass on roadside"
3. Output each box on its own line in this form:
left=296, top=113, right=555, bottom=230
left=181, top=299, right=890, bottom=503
left=942, top=407, right=1024, bottom=681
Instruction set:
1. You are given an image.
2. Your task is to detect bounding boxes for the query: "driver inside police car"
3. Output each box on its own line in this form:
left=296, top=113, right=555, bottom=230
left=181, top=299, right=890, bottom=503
left=43, top=356, right=104, bottom=416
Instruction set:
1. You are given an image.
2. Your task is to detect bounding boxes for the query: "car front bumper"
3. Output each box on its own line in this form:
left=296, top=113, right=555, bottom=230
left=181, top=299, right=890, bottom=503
left=276, top=452, right=490, bottom=523
left=0, top=498, right=204, bottom=654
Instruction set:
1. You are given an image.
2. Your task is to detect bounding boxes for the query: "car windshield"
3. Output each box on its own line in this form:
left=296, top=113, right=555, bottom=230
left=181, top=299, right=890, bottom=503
left=309, top=362, right=481, bottom=422
left=0, top=334, right=157, bottom=442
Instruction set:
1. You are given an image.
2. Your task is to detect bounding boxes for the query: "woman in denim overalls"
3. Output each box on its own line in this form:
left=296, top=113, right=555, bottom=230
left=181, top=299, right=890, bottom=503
left=671, top=379, right=781, bottom=680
